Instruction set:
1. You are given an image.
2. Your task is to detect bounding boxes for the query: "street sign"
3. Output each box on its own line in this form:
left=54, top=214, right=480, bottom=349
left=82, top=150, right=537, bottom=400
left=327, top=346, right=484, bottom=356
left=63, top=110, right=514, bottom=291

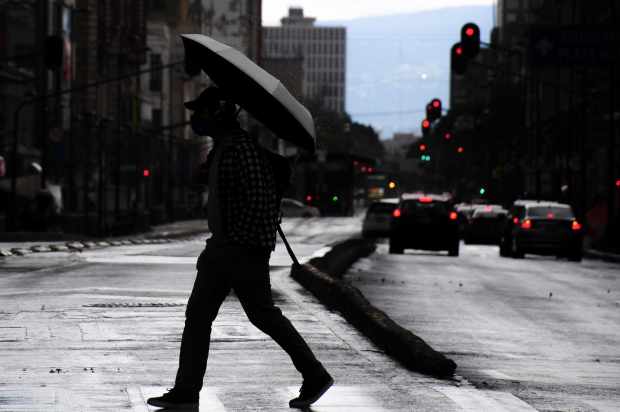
left=50, top=143, right=65, bottom=160
left=569, top=155, right=581, bottom=171
left=530, top=25, right=620, bottom=67
left=552, top=154, right=568, bottom=171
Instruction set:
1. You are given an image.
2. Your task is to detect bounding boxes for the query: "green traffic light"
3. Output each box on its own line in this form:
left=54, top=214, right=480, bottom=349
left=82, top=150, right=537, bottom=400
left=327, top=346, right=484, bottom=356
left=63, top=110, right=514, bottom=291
left=333, top=196, right=339, bottom=201
left=480, top=188, right=485, bottom=194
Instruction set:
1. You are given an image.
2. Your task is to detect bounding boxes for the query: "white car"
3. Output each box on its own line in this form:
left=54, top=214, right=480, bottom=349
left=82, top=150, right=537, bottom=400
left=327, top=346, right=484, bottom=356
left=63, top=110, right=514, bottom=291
left=361, top=198, right=400, bottom=237
left=280, top=199, right=320, bottom=218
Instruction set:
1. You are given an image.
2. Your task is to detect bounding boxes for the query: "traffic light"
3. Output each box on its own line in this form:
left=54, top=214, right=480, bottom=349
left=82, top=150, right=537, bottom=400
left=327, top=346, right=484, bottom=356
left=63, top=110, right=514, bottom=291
left=451, top=43, right=467, bottom=75
left=420, top=144, right=426, bottom=151
left=422, top=119, right=431, bottom=137
left=426, top=103, right=432, bottom=120
left=184, top=54, right=201, bottom=77
left=458, top=147, right=464, bottom=153
left=143, top=169, right=150, bottom=177
left=461, top=23, right=480, bottom=58
left=445, top=133, right=451, bottom=140
left=420, top=155, right=431, bottom=161
left=43, top=35, right=64, bottom=70
left=389, top=182, right=396, bottom=189
left=430, top=99, right=442, bottom=120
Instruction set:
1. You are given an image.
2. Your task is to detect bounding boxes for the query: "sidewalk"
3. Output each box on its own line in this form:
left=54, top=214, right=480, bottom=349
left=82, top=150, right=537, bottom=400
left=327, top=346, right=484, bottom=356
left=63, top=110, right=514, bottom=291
left=0, top=263, right=462, bottom=411
left=0, top=219, right=210, bottom=255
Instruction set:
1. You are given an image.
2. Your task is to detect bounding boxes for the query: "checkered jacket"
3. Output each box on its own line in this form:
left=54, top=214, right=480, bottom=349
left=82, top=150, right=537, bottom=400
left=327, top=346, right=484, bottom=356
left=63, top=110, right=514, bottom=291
left=204, top=128, right=278, bottom=250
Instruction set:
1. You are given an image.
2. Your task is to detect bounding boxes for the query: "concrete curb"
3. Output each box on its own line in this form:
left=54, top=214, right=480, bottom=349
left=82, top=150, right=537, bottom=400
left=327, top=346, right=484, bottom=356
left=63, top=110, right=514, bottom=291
left=291, top=239, right=457, bottom=377
left=584, top=248, right=620, bottom=264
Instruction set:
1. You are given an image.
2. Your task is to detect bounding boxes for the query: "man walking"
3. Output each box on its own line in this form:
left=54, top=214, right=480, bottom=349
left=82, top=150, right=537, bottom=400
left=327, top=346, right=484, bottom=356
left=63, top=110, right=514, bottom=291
left=147, top=87, right=333, bottom=409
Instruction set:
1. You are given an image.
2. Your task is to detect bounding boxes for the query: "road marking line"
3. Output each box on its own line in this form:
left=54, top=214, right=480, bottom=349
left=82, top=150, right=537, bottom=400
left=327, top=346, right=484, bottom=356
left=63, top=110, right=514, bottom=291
left=287, top=386, right=387, bottom=411
left=136, top=387, right=226, bottom=411
left=481, top=370, right=521, bottom=381
left=434, top=386, right=538, bottom=412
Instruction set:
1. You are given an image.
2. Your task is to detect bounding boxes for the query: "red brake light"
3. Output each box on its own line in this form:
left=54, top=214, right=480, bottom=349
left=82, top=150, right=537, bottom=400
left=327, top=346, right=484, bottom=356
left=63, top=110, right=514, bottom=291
left=450, top=212, right=457, bottom=220
left=393, top=210, right=401, bottom=217
left=572, top=221, right=581, bottom=230
left=362, top=167, right=367, bottom=172
left=513, top=217, right=518, bottom=224
left=484, top=206, right=493, bottom=211
left=522, top=219, right=532, bottom=229
left=468, top=216, right=472, bottom=221
left=419, top=197, right=433, bottom=203
left=547, top=213, right=555, bottom=218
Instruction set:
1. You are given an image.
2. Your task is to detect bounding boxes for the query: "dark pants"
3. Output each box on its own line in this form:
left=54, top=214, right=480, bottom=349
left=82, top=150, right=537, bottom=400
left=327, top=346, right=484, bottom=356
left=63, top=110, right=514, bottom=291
left=174, top=239, right=327, bottom=394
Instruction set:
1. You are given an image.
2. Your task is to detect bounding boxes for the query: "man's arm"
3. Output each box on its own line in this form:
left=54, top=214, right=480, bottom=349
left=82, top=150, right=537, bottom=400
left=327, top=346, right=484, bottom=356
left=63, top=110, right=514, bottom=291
left=192, top=147, right=216, bottom=184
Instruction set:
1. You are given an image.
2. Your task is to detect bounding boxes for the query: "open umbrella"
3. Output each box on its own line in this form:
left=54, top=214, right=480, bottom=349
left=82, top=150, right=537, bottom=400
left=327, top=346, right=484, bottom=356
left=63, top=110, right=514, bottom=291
left=181, top=34, right=316, bottom=154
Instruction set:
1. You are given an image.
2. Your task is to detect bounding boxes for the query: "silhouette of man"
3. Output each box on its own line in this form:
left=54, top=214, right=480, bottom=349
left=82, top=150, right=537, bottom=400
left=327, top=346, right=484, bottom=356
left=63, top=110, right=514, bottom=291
left=147, top=87, right=333, bottom=409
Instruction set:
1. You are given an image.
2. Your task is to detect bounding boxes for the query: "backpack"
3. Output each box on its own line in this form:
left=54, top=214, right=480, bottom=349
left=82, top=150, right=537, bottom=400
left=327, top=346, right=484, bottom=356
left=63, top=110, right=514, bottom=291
left=263, top=149, right=300, bottom=266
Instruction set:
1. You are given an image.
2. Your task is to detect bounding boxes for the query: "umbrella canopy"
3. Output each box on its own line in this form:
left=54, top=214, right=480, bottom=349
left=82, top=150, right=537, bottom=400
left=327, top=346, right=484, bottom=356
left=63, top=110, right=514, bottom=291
left=181, top=34, right=316, bottom=154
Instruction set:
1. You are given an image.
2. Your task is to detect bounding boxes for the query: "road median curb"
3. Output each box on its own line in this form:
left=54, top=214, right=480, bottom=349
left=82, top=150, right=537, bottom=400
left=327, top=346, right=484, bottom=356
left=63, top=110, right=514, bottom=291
left=291, top=238, right=457, bottom=377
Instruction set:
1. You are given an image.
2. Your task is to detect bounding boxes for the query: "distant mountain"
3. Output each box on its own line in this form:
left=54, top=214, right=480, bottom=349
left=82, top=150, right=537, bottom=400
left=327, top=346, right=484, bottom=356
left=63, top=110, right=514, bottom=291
left=316, top=6, right=493, bottom=138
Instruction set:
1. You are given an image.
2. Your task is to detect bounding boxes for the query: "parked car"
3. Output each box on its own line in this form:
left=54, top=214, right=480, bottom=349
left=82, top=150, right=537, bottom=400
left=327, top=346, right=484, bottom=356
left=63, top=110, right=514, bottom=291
left=456, top=203, right=501, bottom=237
left=280, top=199, right=320, bottom=218
left=463, top=206, right=508, bottom=244
left=509, top=202, right=582, bottom=261
left=361, top=198, right=399, bottom=237
left=499, top=200, right=558, bottom=256
left=389, top=193, right=460, bottom=256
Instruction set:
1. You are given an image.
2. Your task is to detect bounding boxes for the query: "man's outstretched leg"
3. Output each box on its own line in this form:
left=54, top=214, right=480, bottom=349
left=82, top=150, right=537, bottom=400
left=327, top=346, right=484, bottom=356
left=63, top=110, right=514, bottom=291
left=148, top=242, right=231, bottom=409
left=221, top=243, right=333, bottom=408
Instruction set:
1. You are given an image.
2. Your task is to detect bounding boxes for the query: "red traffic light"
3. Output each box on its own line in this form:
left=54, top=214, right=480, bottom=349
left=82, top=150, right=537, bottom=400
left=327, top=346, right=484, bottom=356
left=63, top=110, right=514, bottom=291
left=458, top=147, right=464, bottom=153
left=456, top=47, right=463, bottom=55
left=306, top=196, right=312, bottom=201
left=143, top=169, right=149, bottom=177
left=466, top=28, right=474, bottom=36
left=445, top=133, right=451, bottom=139
left=354, top=161, right=359, bottom=166
left=420, top=145, right=426, bottom=151
left=422, top=120, right=430, bottom=128
left=433, top=101, right=440, bottom=108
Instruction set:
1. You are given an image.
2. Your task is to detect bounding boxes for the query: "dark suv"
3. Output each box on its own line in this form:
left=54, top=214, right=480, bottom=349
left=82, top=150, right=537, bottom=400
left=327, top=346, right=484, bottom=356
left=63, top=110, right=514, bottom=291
left=389, top=194, right=459, bottom=256
left=500, top=200, right=555, bottom=257
left=509, top=202, right=583, bottom=261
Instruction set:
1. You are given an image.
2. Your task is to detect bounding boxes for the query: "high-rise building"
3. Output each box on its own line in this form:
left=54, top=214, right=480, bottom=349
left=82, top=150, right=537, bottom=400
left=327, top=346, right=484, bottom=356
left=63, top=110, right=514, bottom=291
left=262, top=7, right=346, bottom=113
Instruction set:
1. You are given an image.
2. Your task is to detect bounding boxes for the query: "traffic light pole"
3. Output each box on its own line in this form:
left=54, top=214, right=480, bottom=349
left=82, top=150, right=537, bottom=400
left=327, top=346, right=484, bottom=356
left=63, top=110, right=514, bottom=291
left=8, top=60, right=184, bottom=231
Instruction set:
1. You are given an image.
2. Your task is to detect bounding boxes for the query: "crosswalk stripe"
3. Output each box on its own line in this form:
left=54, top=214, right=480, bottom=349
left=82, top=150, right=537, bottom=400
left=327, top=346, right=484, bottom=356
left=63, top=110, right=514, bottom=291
left=137, top=387, right=226, bottom=411
left=434, top=386, right=538, bottom=412
left=287, top=386, right=387, bottom=411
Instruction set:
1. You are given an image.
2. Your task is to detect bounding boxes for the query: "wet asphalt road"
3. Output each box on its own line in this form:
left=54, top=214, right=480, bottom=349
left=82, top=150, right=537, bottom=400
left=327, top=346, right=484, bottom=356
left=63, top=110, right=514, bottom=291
left=343, top=240, right=620, bottom=412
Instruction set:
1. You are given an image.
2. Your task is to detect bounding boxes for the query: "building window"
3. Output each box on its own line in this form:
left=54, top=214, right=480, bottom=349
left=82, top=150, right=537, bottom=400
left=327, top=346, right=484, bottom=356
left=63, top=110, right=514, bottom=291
left=149, top=54, right=162, bottom=91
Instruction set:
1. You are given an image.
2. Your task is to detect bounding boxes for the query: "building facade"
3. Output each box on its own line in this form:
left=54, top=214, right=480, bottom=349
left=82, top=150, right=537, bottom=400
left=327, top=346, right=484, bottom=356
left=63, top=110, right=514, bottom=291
left=262, top=7, right=346, bottom=113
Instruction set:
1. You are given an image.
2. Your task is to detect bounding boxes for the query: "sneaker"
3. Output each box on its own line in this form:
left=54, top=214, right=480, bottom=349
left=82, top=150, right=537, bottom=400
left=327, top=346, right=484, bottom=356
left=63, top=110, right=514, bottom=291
left=146, top=388, right=199, bottom=409
left=289, top=373, right=334, bottom=408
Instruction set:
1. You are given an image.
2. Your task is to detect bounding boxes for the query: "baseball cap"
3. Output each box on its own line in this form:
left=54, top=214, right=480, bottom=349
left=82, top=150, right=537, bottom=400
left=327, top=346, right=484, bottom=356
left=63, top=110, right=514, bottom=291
left=184, top=87, right=226, bottom=111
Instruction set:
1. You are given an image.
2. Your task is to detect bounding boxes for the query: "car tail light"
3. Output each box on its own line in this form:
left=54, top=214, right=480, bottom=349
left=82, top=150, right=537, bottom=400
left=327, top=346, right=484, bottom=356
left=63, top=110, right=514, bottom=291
left=450, top=212, right=457, bottom=220
left=513, top=217, right=518, bottom=224
left=393, top=210, right=401, bottom=217
left=572, top=221, right=581, bottom=230
left=419, top=197, right=432, bottom=203
left=484, top=206, right=493, bottom=211
left=467, top=216, right=472, bottom=221
left=522, top=219, right=532, bottom=229
left=547, top=213, right=555, bottom=218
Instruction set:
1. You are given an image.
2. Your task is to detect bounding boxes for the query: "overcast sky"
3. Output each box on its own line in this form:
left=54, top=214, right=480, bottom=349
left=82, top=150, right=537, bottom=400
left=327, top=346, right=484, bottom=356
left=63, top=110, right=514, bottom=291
left=262, top=0, right=495, bottom=25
